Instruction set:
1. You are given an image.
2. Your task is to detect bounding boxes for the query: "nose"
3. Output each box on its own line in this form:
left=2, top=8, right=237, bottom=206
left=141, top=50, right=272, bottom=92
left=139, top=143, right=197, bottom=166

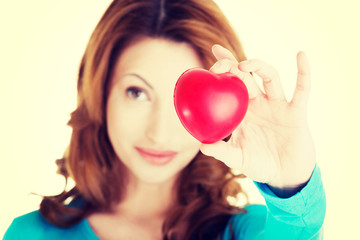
left=145, top=101, right=177, bottom=145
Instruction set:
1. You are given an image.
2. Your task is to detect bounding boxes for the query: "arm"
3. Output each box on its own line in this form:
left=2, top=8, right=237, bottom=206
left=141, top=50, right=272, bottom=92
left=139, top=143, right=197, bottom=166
left=199, top=45, right=326, bottom=239
left=255, top=164, right=325, bottom=239
left=223, top=164, right=325, bottom=239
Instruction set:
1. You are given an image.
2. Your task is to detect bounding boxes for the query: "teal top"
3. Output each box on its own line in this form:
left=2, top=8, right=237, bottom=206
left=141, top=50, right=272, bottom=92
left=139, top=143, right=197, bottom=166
left=3, top=165, right=325, bottom=240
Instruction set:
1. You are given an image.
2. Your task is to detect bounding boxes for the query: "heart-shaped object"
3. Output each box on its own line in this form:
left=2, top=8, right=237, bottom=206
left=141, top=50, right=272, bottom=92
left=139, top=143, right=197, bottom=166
left=174, top=68, right=249, bottom=144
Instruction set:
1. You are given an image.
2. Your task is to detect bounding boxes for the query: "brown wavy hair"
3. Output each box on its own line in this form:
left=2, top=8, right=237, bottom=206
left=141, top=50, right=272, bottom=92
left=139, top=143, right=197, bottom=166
left=40, top=0, right=248, bottom=239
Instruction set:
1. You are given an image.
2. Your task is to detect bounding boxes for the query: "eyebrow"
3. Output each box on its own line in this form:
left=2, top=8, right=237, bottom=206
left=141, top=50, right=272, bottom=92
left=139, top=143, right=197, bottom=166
left=122, top=73, right=154, bottom=90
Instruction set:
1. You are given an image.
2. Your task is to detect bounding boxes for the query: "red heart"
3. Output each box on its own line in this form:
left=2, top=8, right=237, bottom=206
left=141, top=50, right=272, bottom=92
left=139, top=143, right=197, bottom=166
left=174, top=68, right=249, bottom=144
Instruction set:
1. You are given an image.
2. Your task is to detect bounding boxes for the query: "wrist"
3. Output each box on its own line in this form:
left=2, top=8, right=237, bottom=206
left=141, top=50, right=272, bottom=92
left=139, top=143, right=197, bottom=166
left=267, top=181, right=309, bottom=198
left=267, top=164, right=315, bottom=198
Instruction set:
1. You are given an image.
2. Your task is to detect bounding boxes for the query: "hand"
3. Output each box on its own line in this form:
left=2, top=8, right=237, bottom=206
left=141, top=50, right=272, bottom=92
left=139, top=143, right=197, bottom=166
left=200, top=45, right=316, bottom=196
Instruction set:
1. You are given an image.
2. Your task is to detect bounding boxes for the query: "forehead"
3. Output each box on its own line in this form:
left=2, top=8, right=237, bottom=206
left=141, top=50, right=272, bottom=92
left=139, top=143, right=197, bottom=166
left=111, top=37, right=203, bottom=88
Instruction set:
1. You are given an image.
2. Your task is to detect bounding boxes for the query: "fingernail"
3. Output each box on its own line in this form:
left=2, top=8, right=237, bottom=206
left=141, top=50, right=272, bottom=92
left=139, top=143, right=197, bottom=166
left=237, top=62, right=247, bottom=71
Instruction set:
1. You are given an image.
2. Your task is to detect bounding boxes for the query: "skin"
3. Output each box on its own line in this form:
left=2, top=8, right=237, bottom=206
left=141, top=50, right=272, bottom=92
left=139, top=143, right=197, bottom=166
left=88, top=37, right=316, bottom=238
left=201, top=45, right=316, bottom=197
left=88, top=37, right=203, bottom=240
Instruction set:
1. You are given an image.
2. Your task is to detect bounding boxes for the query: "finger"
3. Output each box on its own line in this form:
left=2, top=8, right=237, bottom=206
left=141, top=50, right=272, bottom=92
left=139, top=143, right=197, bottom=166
left=209, top=59, right=263, bottom=99
left=240, top=72, right=264, bottom=99
left=238, top=59, right=286, bottom=101
left=200, top=141, right=244, bottom=170
left=210, top=46, right=264, bottom=99
left=209, top=58, right=238, bottom=74
left=290, top=51, right=311, bottom=108
left=212, top=44, right=238, bottom=62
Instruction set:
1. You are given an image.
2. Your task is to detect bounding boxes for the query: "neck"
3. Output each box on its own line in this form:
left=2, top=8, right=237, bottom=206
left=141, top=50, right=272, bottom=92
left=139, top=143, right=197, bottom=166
left=112, top=173, right=179, bottom=221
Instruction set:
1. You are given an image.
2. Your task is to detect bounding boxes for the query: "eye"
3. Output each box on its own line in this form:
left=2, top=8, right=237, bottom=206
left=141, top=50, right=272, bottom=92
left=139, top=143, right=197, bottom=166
left=126, top=87, right=149, bottom=101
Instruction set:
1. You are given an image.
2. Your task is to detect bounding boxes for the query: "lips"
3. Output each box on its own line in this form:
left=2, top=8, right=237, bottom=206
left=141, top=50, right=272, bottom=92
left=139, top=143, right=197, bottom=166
left=135, top=147, right=177, bottom=166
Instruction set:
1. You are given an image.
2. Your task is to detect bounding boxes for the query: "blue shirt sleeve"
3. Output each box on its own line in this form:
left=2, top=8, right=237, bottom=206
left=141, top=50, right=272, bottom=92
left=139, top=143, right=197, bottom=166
left=223, top=164, right=326, bottom=240
left=4, top=165, right=326, bottom=240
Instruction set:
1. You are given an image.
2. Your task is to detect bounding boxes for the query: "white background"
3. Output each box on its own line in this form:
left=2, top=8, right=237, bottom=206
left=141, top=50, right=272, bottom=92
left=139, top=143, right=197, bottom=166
left=1, top=1, right=359, bottom=239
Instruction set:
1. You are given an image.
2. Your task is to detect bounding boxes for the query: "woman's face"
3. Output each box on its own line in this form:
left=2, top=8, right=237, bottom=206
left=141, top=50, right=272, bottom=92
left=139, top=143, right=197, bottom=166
left=106, top=37, right=203, bottom=184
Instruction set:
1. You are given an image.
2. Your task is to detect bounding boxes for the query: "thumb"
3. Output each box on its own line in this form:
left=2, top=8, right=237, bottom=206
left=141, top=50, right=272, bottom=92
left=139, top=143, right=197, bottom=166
left=212, top=44, right=238, bottom=62
left=200, top=141, right=244, bottom=170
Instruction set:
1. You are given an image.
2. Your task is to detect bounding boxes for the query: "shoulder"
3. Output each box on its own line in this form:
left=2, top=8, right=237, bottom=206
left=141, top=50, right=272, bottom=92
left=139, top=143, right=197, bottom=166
left=3, top=210, right=95, bottom=240
left=222, top=205, right=267, bottom=240
left=4, top=211, right=45, bottom=234
left=230, top=204, right=267, bottom=228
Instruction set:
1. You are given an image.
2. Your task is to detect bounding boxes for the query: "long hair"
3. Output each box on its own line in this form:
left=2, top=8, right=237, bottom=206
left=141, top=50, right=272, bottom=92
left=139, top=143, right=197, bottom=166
left=40, top=0, right=248, bottom=239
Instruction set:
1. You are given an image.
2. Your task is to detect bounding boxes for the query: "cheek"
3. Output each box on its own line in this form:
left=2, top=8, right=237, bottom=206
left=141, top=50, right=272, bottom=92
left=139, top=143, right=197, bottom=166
left=173, top=120, right=202, bottom=149
left=107, top=102, right=147, bottom=145
left=175, top=128, right=202, bottom=158
left=106, top=94, right=136, bottom=148
left=167, top=105, right=200, bottom=146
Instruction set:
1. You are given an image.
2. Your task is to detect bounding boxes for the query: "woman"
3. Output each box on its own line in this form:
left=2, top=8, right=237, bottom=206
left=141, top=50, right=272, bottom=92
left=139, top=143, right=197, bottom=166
left=4, top=0, right=326, bottom=239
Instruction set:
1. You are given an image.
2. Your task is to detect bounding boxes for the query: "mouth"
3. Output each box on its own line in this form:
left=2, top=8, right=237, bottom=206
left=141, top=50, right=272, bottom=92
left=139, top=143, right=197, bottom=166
left=135, top=147, right=178, bottom=166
